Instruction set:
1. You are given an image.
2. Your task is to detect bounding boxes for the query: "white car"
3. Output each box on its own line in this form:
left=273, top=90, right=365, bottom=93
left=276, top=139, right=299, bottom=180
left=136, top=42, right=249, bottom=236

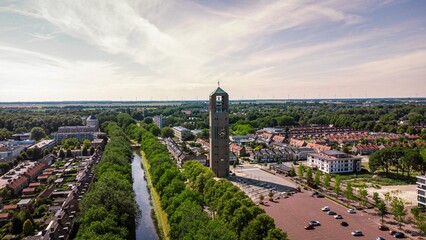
left=334, top=214, right=343, bottom=219
left=321, top=206, right=330, bottom=211
left=309, top=220, right=320, bottom=226
left=347, top=209, right=356, bottom=214
left=351, top=230, right=363, bottom=236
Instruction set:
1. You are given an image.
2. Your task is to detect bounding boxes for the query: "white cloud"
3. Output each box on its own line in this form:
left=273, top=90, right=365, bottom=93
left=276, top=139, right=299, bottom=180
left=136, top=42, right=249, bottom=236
left=0, top=0, right=424, bottom=100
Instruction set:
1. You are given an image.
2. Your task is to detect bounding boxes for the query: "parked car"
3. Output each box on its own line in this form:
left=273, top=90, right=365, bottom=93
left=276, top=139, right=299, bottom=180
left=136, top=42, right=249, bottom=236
left=340, top=221, right=349, bottom=226
left=347, top=209, right=356, bottom=214
left=334, top=214, right=343, bottom=219
left=321, top=206, right=330, bottom=211
left=378, top=225, right=389, bottom=231
left=376, top=237, right=386, bottom=240
left=309, top=221, right=320, bottom=226
left=304, top=224, right=315, bottom=230
left=392, top=232, right=405, bottom=238
left=352, top=230, right=363, bottom=236
left=327, top=210, right=336, bottom=215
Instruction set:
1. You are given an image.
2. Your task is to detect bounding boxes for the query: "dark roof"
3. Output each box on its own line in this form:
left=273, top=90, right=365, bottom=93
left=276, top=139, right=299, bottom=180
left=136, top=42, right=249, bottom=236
left=210, top=87, right=227, bottom=96
left=87, top=115, right=97, bottom=120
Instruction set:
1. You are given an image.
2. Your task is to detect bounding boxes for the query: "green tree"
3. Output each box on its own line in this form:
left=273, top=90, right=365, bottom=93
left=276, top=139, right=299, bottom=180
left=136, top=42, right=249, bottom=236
left=143, top=117, right=153, bottom=124
left=412, top=206, right=426, bottom=235
left=268, top=191, right=274, bottom=201
left=345, top=182, right=354, bottom=200
left=323, top=174, right=330, bottom=189
left=82, top=147, right=88, bottom=156
left=82, top=139, right=92, bottom=149
left=372, top=192, right=380, bottom=206
left=10, top=215, right=22, bottom=234
left=358, top=188, right=368, bottom=206
left=306, top=167, right=313, bottom=181
left=259, top=194, right=265, bottom=204
left=297, top=164, right=304, bottom=178
left=334, top=175, right=341, bottom=195
left=161, top=127, right=174, bottom=138
left=391, top=197, right=406, bottom=229
left=377, top=200, right=387, bottom=225
left=0, top=128, right=12, bottom=140
left=288, top=166, right=296, bottom=177
left=314, top=170, right=321, bottom=186
left=240, top=214, right=276, bottom=240
left=89, top=146, right=95, bottom=155
left=23, top=219, right=34, bottom=236
left=66, top=149, right=72, bottom=158
left=30, top=127, right=46, bottom=141
left=59, top=149, right=65, bottom=158
left=264, top=228, right=288, bottom=240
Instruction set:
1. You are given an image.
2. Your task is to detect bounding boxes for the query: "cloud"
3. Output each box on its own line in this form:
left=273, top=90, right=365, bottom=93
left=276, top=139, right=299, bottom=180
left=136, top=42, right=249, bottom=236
left=0, top=0, right=424, bottom=100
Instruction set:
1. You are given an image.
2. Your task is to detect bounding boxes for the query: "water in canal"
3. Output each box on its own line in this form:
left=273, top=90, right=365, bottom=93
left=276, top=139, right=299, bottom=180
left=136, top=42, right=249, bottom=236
left=132, top=153, right=159, bottom=240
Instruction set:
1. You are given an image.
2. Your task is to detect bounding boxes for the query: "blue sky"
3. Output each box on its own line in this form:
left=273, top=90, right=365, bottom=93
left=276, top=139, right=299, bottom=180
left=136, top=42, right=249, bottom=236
left=0, top=0, right=425, bottom=101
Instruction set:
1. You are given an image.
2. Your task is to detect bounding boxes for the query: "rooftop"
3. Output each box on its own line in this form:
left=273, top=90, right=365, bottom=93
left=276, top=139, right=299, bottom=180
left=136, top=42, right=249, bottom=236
left=210, top=87, right=227, bottom=96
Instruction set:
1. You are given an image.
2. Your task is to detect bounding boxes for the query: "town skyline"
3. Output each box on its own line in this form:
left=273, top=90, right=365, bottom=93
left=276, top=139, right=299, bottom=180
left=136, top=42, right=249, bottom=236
left=1, top=0, right=426, bottom=101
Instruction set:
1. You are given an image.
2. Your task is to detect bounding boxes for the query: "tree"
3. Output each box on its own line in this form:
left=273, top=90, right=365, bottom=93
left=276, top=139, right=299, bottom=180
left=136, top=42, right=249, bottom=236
left=59, top=149, right=65, bottom=158
left=288, top=166, right=296, bottom=177
left=268, top=191, right=274, bottom=201
left=143, top=117, right=153, bottom=124
left=297, top=164, right=304, bottom=178
left=161, top=127, right=174, bottom=138
left=323, top=174, right=330, bottom=189
left=240, top=214, right=276, bottom=240
left=83, top=139, right=92, bottom=149
left=30, top=127, right=46, bottom=141
left=411, top=206, right=426, bottom=235
left=345, top=182, right=354, bottom=200
left=391, top=197, right=406, bottom=229
left=82, top=147, right=88, bottom=156
left=89, top=146, right=95, bottom=155
left=66, top=149, right=72, bottom=158
left=306, top=167, right=313, bottom=181
left=10, top=215, right=22, bottom=234
left=259, top=194, right=265, bottom=204
left=377, top=200, right=387, bottom=225
left=0, top=128, right=12, bottom=140
left=314, top=170, right=321, bottom=186
left=358, top=188, right=368, bottom=206
left=23, top=219, right=34, bottom=236
left=264, top=228, right=288, bottom=240
left=334, top=175, right=341, bottom=195
left=373, top=192, right=380, bottom=206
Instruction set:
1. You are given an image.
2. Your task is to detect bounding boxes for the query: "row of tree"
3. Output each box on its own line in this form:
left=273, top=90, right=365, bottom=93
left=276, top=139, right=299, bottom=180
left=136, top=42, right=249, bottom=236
left=369, top=146, right=425, bottom=178
left=76, top=122, right=139, bottom=239
left=133, top=124, right=287, bottom=240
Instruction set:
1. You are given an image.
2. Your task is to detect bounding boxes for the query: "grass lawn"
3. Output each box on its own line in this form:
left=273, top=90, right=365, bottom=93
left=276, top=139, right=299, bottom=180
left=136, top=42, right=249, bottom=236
left=335, top=168, right=417, bottom=187
left=140, top=151, right=170, bottom=240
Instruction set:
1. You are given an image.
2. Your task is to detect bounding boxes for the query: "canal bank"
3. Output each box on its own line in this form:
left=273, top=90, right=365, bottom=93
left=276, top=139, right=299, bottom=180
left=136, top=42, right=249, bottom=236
left=135, top=151, right=170, bottom=240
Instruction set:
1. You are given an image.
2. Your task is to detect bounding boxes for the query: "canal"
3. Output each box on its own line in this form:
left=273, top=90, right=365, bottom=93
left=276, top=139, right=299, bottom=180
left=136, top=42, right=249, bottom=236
left=132, top=153, right=159, bottom=240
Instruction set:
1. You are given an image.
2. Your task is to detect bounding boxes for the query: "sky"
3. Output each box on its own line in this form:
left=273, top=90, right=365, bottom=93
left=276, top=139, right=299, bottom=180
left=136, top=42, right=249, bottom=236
left=0, top=0, right=425, bottom=101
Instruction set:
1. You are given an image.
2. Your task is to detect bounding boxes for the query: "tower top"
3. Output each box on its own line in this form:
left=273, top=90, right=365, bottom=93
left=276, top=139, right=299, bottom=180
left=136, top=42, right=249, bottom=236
left=210, top=86, right=227, bottom=96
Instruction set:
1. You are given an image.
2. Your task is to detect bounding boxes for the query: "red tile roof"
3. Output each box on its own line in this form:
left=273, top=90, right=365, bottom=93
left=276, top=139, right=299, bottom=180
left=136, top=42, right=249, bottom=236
left=2, top=204, right=18, bottom=210
left=7, top=176, right=29, bottom=191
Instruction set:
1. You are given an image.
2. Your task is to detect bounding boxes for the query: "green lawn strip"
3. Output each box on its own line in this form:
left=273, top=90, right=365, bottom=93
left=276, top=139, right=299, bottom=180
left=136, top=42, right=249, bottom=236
left=139, top=150, right=170, bottom=240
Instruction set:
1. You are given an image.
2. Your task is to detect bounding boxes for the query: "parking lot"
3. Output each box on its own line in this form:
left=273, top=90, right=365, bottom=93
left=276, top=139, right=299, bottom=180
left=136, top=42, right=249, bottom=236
left=261, top=190, right=395, bottom=240
left=230, top=165, right=297, bottom=202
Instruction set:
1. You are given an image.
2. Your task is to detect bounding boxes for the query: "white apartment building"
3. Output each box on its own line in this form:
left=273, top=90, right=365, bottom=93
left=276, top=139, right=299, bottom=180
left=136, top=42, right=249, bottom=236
left=417, top=176, right=426, bottom=208
left=307, top=150, right=362, bottom=174
left=172, top=126, right=191, bottom=141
